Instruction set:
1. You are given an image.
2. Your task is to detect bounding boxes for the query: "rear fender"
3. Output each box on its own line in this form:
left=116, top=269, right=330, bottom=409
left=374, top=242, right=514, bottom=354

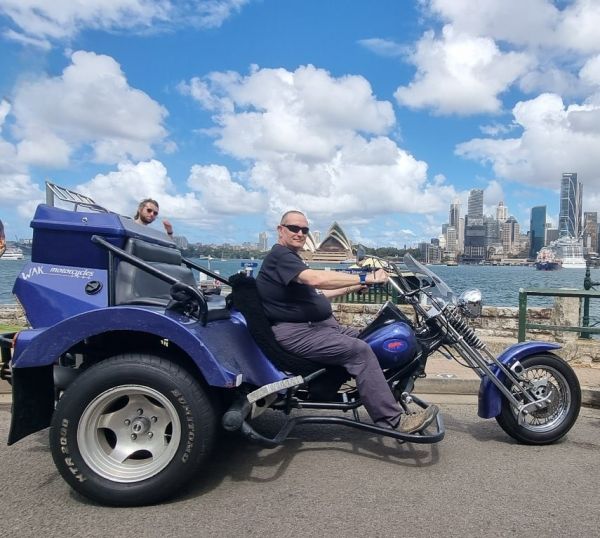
left=477, top=341, right=561, bottom=419
left=12, top=306, right=285, bottom=387
left=9, top=306, right=285, bottom=444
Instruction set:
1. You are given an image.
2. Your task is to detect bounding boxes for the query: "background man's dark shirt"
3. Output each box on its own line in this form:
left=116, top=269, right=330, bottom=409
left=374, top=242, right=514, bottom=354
left=256, top=244, right=332, bottom=323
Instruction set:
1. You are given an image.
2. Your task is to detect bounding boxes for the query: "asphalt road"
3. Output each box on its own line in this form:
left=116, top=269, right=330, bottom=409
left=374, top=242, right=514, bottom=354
left=1, top=396, right=599, bottom=538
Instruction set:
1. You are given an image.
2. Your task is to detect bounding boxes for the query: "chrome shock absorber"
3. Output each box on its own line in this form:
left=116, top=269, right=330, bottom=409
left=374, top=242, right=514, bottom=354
left=446, top=307, right=486, bottom=350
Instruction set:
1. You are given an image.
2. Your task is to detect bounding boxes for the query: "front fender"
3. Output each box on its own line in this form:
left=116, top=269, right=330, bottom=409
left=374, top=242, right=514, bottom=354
left=477, top=341, right=561, bottom=419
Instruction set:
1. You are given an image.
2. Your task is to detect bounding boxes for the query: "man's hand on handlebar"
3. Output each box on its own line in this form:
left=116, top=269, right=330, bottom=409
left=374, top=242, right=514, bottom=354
left=368, top=268, right=389, bottom=285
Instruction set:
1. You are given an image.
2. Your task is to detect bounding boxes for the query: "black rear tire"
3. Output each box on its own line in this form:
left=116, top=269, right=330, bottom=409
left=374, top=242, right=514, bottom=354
left=49, top=354, right=217, bottom=506
left=495, top=353, right=581, bottom=445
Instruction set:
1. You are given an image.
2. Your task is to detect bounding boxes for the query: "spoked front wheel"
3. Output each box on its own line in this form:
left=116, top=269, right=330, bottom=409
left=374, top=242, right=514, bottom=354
left=496, top=353, right=581, bottom=445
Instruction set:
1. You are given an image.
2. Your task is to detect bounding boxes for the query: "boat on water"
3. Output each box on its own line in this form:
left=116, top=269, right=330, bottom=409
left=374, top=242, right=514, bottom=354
left=549, top=236, right=586, bottom=269
left=535, top=247, right=561, bottom=271
left=0, top=246, right=24, bottom=261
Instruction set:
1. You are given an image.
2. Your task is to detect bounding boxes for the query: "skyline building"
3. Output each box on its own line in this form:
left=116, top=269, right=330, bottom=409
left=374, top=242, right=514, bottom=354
left=502, top=216, right=520, bottom=254
left=496, top=201, right=508, bottom=223
left=559, top=172, right=583, bottom=239
left=529, top=205, right=547, bottom=258
left=449, top=199, right=461, bottom=228
left=467, top=189, right=484, bottom=225
left=484, top=215, right=500, bottom=247
left=258, top=231, right=268, bottom=251
left=448, top=199, right=463, bottom=253
left=464, top=189, right=485, bottom=261
left=583, top=212, right=598, bottom=254
left=445, top=226, right=458, bottom=255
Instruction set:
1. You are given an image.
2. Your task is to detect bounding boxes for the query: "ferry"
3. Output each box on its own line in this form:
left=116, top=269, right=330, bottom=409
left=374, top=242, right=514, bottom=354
left=0, top=246, right=24, bottom=261
left=535, top=247, right=561, bottom=271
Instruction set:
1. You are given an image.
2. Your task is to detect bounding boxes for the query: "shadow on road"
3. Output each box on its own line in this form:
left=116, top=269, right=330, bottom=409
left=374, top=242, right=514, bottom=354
left=179, top=410, right=441, bottom=502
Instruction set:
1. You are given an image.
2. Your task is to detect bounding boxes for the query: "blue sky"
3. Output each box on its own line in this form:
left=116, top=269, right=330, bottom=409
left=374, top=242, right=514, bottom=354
left=1, top=0, right=600, bottom=248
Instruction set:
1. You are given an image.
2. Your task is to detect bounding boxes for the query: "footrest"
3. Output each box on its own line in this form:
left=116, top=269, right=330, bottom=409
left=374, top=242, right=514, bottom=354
left=246, top=375, right=304, bottom=404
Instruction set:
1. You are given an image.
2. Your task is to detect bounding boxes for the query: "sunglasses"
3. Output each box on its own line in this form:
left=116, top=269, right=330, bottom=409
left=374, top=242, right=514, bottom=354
left=145, top=208, right=159, bottom=215
left=281, top=224, right=309, bottom=235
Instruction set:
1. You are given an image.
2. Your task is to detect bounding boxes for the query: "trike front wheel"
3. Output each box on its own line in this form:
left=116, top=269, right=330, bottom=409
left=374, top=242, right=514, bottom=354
left=495, top=353, right=581, bottom=445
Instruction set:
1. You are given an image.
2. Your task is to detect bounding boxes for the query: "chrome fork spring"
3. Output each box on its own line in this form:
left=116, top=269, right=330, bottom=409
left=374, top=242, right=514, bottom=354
left=447, top=308, right=485, bottom=349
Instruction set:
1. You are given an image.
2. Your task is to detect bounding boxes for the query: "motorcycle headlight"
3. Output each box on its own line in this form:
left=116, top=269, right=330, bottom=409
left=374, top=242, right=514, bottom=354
left=458, top=289, right=483, bottom=318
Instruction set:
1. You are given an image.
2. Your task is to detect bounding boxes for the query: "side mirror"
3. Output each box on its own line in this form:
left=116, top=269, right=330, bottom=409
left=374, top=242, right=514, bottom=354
left=356, top=245, right=366, bottom=263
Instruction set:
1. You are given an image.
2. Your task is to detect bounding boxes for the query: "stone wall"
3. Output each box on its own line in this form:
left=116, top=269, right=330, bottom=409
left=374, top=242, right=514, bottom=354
left=0, top=303, right=27, bottom=327
left=332, top=297, right=600, bottom=367
left=2, top=298, right=598, bottom=365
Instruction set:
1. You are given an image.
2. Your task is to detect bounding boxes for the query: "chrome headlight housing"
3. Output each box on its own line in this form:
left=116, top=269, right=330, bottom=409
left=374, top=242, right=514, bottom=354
left=458, top=289, right=483, bottom=318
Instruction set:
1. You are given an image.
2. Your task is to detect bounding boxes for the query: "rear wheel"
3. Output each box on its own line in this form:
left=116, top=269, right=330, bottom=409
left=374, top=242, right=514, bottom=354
left=495, top=353, right=581, bottom=445
left=49, top=354, right=217, bottom=506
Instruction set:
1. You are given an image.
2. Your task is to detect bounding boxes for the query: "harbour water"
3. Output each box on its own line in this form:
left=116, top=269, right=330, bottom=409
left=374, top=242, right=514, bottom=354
left=2, top=256, right=600, bottom=315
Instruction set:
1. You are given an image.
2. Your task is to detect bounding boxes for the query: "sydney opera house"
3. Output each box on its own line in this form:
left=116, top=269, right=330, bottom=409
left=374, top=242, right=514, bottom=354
left=300, top=221, right=354, bottom=263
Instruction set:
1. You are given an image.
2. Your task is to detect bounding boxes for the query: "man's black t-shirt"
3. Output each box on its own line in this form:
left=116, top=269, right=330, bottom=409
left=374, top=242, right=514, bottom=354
left=256, top=244, right=332, bottom=323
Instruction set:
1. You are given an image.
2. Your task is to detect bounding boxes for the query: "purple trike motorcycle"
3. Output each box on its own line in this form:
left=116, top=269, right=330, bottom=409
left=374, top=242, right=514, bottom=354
left=0, top=183, right=581, bottom=506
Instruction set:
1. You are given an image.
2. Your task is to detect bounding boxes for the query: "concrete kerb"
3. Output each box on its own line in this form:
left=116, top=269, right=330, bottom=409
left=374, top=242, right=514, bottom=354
left=1, top=370, right=598, bottom=408
left=414, top=377, right=600, bottom=408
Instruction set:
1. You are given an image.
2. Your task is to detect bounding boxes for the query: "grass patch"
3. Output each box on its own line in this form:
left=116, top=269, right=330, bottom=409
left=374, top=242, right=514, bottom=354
left=0, top=324, right=23, bottom=333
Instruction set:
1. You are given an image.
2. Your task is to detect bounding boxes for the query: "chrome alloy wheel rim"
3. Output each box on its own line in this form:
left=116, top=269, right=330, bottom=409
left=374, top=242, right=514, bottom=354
left=510, top=365, right=571, bottom=432
left=77, top=385, right=182, bottom=482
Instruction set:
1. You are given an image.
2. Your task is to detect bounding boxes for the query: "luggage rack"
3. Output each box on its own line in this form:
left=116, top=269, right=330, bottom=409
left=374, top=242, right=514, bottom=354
left=45, top=181, right=109, bottom=213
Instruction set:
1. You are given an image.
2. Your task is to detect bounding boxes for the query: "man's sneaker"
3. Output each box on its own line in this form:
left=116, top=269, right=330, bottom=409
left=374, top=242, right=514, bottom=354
left=397, top=405, right=439, bottom=433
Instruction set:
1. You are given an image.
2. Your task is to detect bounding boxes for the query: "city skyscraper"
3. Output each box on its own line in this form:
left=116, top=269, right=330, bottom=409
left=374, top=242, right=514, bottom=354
left=496, top=201, right=508, bottom=223
left=559, top=172, right=583, bottom=238
left=464, top=189, right=485, bottom=261
left=448, top=199, right=463, bottom=253
left=467, top=189, right=484, bottom=224
left=502, top=216, right=520, bottom=255
left=529, top=206, right=547, bottom=258
left=446, top=226, right=458, bottom=254
left=258, top=231, right=268, bottom=251
left=583, top=212, right=598, bottom=254
left=449, top=199, right=461, bottom=228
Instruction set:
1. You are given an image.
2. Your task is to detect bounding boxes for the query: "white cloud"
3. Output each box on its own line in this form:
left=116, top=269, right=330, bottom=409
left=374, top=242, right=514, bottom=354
left=186, top=65, right=395, bottom=161
left=424, top=0, right=600, bottom=54
left=0, top=99, right=10, bottom=128
left=483, top=180, right=505, bottom=209
left=423, top=0, right=560, bottom=49
left=0, top=99, right=45, bottom=215
left=0, top=0, right=169, bottom=41
left=187, top=164, right=266, bottom=215
left=409, top=1, right=600, bottom=109
left=558, top=0, right=600, bottom=54
left=358, top=38, right=406, bottom=58
left=456, top=92, right=600, bottom=193
left=394, top=25, right=532, bottom=115
left=76, top=160, right=205, bottom=220
left=0, top=0, right=249, bottom=45
left=189, top=0, right=249, bottom=29
left=11, top=50, right=168, bottom=167
left=579, top=54, right=600, bottom=87
left=182, top=65, right=459, bottom=221
left=2, top=28, right=51, bottom=50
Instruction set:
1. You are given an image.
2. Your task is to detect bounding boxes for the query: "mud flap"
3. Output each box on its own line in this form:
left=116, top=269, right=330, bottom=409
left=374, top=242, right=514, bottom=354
left=8, top=365, right=54, bottom=445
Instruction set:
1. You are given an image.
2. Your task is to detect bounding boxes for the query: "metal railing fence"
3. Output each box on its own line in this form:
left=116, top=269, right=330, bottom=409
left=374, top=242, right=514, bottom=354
left=517, top=287, right=600, bottom=341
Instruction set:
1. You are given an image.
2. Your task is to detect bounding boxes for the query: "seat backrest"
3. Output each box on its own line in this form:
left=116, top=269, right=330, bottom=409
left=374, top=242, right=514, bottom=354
left=228, top=273, right=322, bottom=376
left=115, top=238, right=197, bottom=305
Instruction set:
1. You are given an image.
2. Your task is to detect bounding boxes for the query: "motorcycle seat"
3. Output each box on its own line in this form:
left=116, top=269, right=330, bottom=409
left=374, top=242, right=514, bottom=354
left=228, top=273, right=349, bottom=393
